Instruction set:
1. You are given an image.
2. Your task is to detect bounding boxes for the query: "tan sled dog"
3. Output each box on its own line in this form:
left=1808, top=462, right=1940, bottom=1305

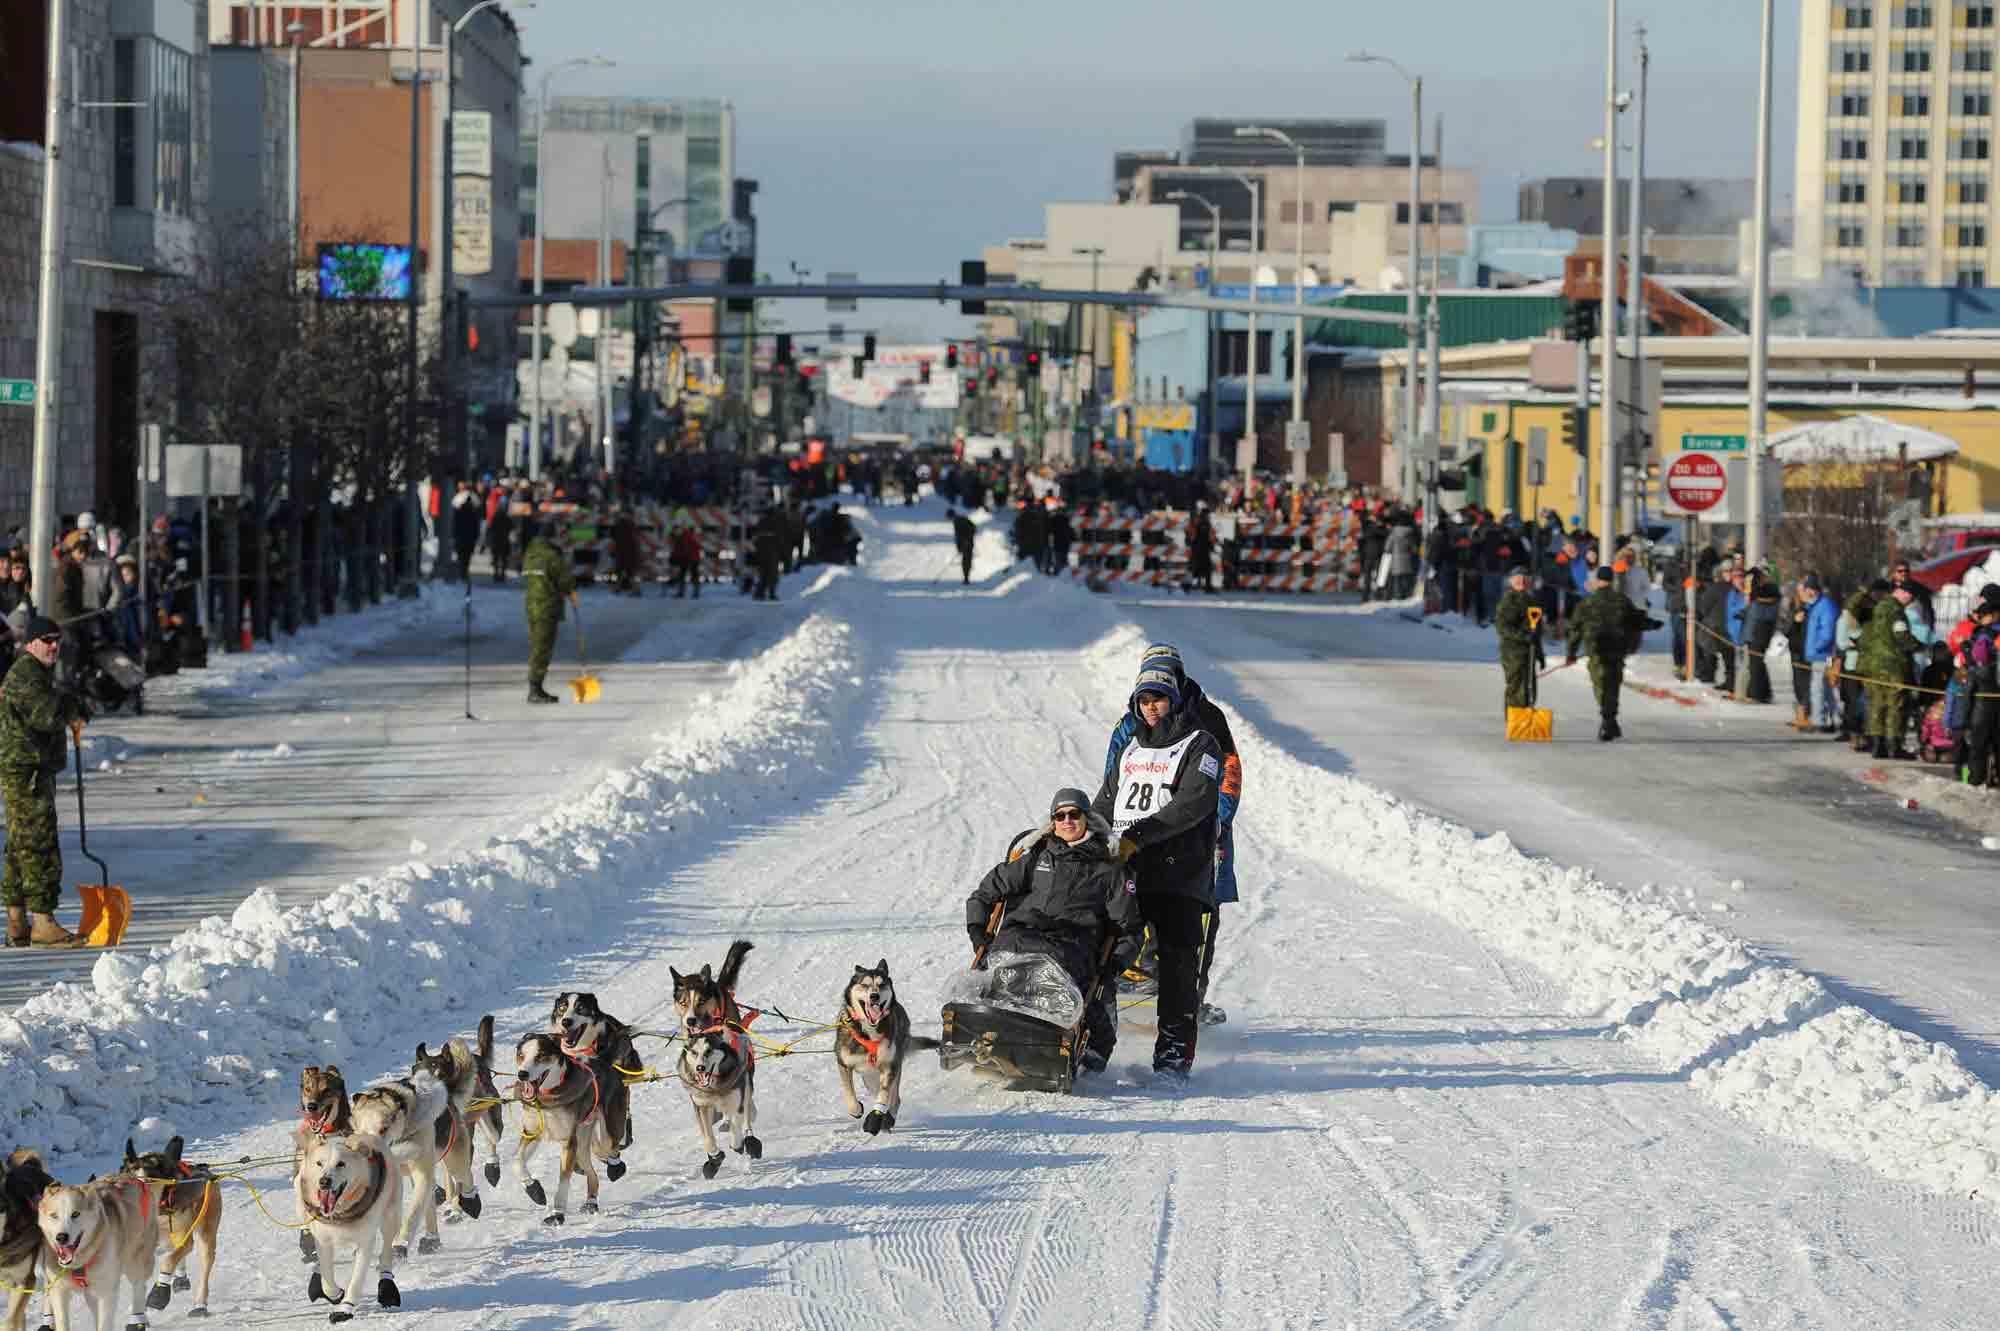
left=37, top=1174, right=158, bottom=1331
left=295, top=1134, right=403, bottom=1324
left=348, top=1068, right=475, bottom=1259
left=123, top=1136, right=222, bottom=1321
left=514, top=1033, right=625, bottom=1224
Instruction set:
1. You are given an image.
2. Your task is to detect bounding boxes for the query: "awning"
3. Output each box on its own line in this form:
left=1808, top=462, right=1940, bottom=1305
left=1767, top=413, right=1962, bottom=464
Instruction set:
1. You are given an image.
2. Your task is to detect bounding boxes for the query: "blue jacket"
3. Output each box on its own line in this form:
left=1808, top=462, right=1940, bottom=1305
left=1569, top=557, right=1593, bottom=595
left=1802, top=594, right=1838, bottom=662
left=1726, top=588, right=1748, bottom=646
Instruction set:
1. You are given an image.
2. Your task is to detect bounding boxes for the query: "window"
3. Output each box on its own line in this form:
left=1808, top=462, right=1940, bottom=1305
left=1896, top=3, right=1935, bottom=24
left=111, top=36, right=193, bottom=217
left=1835, top=222, right=1868, bottom=247
left=1829, top=177, right=1870, bottom=203
left=1899, top=133, right=1931, bottom=157
left=1900, top=91, right=1933, bottom=114
left=1958, top=222, right=1988, bottom=245
left=1956, top=42, right=1995, bottom=67
left=1841, top=43, right=1875, bottom=70
left=1393, top=202, right=1465, bottom=225
left=1959, top=175, right=1991, bottom=201
left=1835, top=130, right=1871, bottom=159
left=1964, top=4, right=1997, bottom=26
left=1894, top=222, right=1929, bottom=246
left=1835, top=90, right=1872, bottom=117
left=1963, top=88, right=1994, bottom=113
left=1887, top=263, right=1929, bottom=280
left=1955, top=132, right=1992, bottom=156
left=1845, top=3, right=1875, bottom=22
left=1958, top=266, right=1988, bottom=284
left=1898, top=176, right=1930, bottom=201
left=1325, top=201, right=1357, bottom=218
left=1905, top=44, right=1935, bottom=69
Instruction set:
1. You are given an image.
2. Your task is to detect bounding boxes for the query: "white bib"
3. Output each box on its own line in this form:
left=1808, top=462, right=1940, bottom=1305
left=1111, top=732, right=1199, bottom=835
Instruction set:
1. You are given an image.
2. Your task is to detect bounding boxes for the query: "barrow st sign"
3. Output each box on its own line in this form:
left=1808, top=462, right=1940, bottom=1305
left=0, top=379, right=34, bottom=406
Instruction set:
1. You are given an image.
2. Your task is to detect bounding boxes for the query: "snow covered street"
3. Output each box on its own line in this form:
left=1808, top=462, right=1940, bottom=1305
left=11, top=504, right=2000, bottom=1328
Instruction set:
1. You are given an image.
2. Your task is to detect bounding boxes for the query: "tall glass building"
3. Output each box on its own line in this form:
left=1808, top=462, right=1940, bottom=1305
left=520, top=95, right=734, bottom=265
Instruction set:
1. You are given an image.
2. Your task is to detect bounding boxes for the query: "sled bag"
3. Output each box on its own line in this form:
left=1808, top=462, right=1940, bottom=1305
left=1505, top=706, right=1553, bottom=742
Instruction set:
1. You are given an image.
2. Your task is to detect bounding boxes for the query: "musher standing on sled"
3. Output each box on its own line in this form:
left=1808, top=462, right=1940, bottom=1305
left=1093, top=661, right=1223, bottom=1083
left=1109, top=644, right=1240, bottom=1027
left=964, top=786, right=1143, bottom=1076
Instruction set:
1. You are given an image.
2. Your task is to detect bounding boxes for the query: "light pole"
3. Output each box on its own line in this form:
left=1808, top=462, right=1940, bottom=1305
left=631, top=195, right=692, bottom=457
left=1166, top=190, right=1222, bottom=473
left=1600, top=0, right=1620, bottom=543
left=528, top=55, right=613, bottom=482
left=441, top=0, right=530, bottom=477
left=1237, top=126, right=1307, bottom=435
left=1225, top=170, right=1262, bottom=480
left=1626, top=24, right=1649, bottom=530
left=1747, top=0, right=1775, bottom=567
left=1350, top=51, right=1422, bottom=502
left=1072, top=246, right=1105, bottom=445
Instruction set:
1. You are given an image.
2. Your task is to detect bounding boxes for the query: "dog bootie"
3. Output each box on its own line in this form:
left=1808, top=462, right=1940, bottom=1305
left=432, top=1184, right=445, bottom=1206
left=148, top=1280, right=173, bottom=1311
left=392, top=1243, right=409, bottom=1262
left=863, top=1109, right=893, bottom=1136
left=580, top=1200, right=600, bottom=1215
left=173, top=1274, right=190, bottom=1292
left=307, top=1273, right=342, bottom=1304
left=458, top=1190, right=482, bottom=1220
left=742, top=1135, right=763, bottom=1159
left=377, top=1273, right=401, bottom=1310
left=417, top=1234, right=442, bottom=1255
left=701, top=1151, right=726, bottom=1179
left=523, top=1179, right=547, bottom=1207
left=543, top=1211, right=565, bottom=1226
left=604, top=1157, right=626, bottom=1183
left=483, top=1161, right=501, bottom=1187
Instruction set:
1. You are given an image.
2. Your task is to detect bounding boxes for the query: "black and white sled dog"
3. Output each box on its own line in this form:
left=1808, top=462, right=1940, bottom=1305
left=671, top=939, right=754, bottom=1034
left=294, top=1133, right=404, bottom=1324
left=2, top=1148, right=54, bottom=1331
left=125, top=1135, right=224, bottom=1320
left=37, top=1171, right=160, bottom=1331
left=414, top=1013, right=507, bottom=1194
left=835, top=959, right=939, bottom=1135
left=547, top=992, right=638, bottom=1164
left=513, top=1033, right=630, bottom=1224
left=676, top=1026, right=760, bottom=1179
left=347, top=1067, right=476, bottom=1260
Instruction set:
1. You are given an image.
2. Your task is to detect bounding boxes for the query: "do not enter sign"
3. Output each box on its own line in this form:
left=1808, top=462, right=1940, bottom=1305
left=1665, top=452, right=1728, bottom=513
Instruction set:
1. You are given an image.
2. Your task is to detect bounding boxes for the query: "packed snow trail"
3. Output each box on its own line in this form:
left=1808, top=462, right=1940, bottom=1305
left=24, top=503, right=2000, bottom=1329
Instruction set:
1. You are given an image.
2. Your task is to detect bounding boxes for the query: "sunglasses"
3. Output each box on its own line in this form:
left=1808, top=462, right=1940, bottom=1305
left=34, top=635, right=59, bottom=646
left=1051, top=809, right=1084, bottom=823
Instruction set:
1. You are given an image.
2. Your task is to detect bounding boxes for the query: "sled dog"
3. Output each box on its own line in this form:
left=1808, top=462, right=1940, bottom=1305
left=835, top=959, right=938, bottom=1135
left=123, top=1135, right=222, bottom=1320
left=547, top=992, right=638, bottom=1158
left=2, top=1149, right=54, bottom=1331
left=37, top=1173, right=159, bottom=1331
left=671, top=939, right=754, bottom=1034
left=414, top=1013, right=507, bottom=1193
left=295, top=1133, right=403, bottom=1324
left=293, top=1064, right=353, bottom=1265
left=677, top=1027, right=760, bottom=1179
left=347, top=1068, right=476, bottom=1258
left=513, top=1033, right=627, bottom=1223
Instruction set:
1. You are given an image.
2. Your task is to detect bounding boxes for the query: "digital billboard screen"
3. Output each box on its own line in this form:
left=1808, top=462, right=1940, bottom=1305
left=316, top=242, right=415, bottom=301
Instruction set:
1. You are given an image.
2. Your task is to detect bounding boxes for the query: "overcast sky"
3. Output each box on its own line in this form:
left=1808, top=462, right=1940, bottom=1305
left=522, top=0, right=1797, bottom=339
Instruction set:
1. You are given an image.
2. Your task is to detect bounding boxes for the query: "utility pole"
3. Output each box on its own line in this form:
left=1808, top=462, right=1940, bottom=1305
left=403, top=0, right=424, bottom=591
left=1746, top=0, right=1775, bottom=567
left=29, top=0, right=69, bottom=609
left=1626, top=24, right=1650, bottom=532
left=1599, top=0, right=1621, bottom=544
left=1421, top=115, right=1442, bottom=483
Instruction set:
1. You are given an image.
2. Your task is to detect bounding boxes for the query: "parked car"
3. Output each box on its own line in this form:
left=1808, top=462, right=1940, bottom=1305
left=1909, top=544, right=2000, bottom=592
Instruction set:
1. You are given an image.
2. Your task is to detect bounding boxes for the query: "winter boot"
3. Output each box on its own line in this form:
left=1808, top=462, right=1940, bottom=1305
left=28, top=912, right=83, bottom=948
left=1792, top=705, right=1812, bottom=732
left=1872, top=735, right=1890, bottom=760
left=1598, top=720, right=1616, bottom=742
left=5, top=906, right=27, bottom=947
left=527, top=685, right=559, bottom=705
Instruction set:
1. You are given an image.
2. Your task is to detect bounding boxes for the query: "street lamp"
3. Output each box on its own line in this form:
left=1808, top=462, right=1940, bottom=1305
left=1349, top=50, right=1422, bottom=502
left=441, top=0, right=532, bottom=474
left=528, top=54, right=614, bottom=481
left=1165, top=190, right=1223, bottom=470
left=1072, top=246, right=1105, bottom=442
left=1225, top=169, right=1261, bottom=480
left=1237, top=126, right=1307, bottom=441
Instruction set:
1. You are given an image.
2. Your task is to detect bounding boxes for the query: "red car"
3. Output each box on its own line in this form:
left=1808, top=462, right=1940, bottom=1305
left=1909, top=544, right=2000, bottom=592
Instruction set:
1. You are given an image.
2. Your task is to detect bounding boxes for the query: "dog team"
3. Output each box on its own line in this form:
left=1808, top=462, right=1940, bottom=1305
left=6, top=938, right=933, bottom=1327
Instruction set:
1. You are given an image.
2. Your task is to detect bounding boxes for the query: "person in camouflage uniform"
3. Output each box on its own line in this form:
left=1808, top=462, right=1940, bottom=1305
left=1858, top=577, right=1917, bottom=759
left=1, top=616, right=86, bottom=946
left=1565, top=566, right=1655, bottom=742
left=1493, top=565, right=1545, bottom=712
left=521, top=524, right=578, bottom=705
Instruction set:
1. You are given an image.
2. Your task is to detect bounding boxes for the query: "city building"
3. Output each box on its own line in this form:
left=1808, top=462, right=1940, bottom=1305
left=208, top=0, right=529, bottom=466
left=0, top=0, right=224, bottom=531
left=1518, top=176, right=1755, bottom=275
left=1796, top=0, right=2000, bottom=285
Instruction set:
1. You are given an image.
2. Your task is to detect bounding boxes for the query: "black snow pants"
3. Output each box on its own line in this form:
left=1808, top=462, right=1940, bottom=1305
left=1139, top=893, right=1208, bottom=1073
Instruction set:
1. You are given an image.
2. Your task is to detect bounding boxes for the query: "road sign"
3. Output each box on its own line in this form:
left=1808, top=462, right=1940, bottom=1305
left=165, top=444, right=243, bottom=498
left=1664, top=452, right=1727, bottom=513
left=1680, top=433, right=1746, bottom=453
left=0, top=380, right=34, bottom=406
left=1285, top=420, right=1311, bottom=452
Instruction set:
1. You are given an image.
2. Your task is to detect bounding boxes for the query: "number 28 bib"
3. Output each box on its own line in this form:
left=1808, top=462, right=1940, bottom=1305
left=1111, top=732, right=1200, bottom=835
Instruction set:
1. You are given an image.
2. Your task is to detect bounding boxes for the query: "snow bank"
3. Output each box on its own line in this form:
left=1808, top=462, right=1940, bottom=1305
left=1075, top=615, right=2000, bottom=1213
left=6, top=605, right=861, bottom=1164
left=146, top=584, right=471, bottom=702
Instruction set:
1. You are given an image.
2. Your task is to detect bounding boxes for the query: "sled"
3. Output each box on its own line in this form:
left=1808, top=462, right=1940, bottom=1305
left=941, top=892, right=1116, bottom=1095
left=568, top=607, right=601, bottom=704
left=72, top=731, right=131, bottom=947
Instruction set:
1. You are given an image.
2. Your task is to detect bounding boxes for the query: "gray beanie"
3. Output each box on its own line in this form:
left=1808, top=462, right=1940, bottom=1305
left=1048, top=787, right=1091, bottom=817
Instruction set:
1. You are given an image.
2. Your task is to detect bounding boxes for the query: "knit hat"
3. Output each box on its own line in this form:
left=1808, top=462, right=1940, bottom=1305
left=1508, top=565, right=1529, bottom=578
left=1980, top=583, right=2000, bottom=610
left=1130, top=664, right=1182, bottom=711
left=1594, top=566, right=1614, bottom=583
left=1138, top=641, right=1184, bottom=683
left=1048, top=787, right=1091, bottom=818
left=1801, top=573, right=1822, bottom=591
left=22, top=616, right=59, bottom=642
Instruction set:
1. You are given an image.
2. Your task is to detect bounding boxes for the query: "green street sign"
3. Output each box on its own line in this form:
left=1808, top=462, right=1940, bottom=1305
left=0, top=380, right=35, bottom=407
left=1680, top=432, right=1745, bottom=452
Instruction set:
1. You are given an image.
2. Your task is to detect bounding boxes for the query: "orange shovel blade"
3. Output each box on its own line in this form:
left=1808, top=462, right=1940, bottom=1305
left=76, top=884, right=132, bottom=947
left=569, top=673, right=602, bottom=704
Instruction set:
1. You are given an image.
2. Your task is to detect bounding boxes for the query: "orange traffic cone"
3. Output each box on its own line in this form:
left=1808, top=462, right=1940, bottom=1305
left=239, top=600, right=253, bottom=652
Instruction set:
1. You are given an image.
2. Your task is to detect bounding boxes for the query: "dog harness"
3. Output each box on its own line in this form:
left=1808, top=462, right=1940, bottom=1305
left=686, top=1027, right=753, bottom=1087
left=843, top=1018, right=886, bottom=1068
left=59, top=1179, right=153, bottom=1290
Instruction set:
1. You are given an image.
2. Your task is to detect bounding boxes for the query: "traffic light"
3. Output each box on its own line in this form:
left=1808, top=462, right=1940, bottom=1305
left=1561, top=406, right=1587, bottom=454
left=945, top=344, right=958, bottom=369
left=1025, top=350, right=1041, bottom=373
left=985, top=366, right=999, bottom=385
left=1562, top=302, right=1598, bottom=342
left=920, top=361, right=932, bottom=384
left=863, top=334, right=877, bottom=363
left=725, top=256, right=754, bottom=313
left=960, top=260, right=987, bottom=315
left=851, top=356, right=865, bottom=378
left=775, top=334, right=792, bottom=366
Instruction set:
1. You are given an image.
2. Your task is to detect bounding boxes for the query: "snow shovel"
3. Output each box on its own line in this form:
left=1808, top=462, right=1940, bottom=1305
left=72, top=726, right=131, bottom=947
left=567, top=597, right=601, bottom=704
left=1505, top=609, right=1554, bottom=743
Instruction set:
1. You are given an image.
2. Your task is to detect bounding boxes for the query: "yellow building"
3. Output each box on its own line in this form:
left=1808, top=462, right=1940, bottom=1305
left=1371, top=334, right=2000, bottom=526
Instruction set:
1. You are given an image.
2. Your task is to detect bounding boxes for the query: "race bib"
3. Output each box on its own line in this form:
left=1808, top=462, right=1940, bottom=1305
left=1112, top=733, right=1198, bottom=834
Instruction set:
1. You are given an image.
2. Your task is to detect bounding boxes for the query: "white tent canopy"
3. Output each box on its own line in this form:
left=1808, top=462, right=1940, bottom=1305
left=1767, top=414, right=1961, bottom=465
